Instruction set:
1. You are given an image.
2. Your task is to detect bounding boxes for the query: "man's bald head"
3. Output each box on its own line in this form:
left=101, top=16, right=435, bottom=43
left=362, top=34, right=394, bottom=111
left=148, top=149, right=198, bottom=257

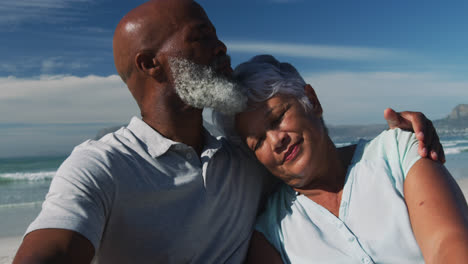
left=112, top=0, right=208, bottom=83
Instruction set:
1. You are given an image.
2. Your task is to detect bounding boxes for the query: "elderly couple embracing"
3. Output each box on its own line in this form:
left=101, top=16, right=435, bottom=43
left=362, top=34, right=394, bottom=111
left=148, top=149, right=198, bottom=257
left=14, top=1, right=468, bottom=263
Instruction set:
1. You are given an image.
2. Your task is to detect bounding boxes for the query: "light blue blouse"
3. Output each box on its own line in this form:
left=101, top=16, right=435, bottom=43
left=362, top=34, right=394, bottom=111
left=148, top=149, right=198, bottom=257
left=256, top=129, right=424, bottom=264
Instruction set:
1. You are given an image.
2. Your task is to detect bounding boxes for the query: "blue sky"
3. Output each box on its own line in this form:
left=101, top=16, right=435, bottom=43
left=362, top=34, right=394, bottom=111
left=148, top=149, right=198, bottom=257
left=1, top=0, right=467, bottom=157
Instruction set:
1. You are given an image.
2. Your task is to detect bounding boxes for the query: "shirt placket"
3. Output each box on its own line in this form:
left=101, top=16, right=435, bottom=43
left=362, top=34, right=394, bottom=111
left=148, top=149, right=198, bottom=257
left=306, top=197, right=375, bottom=264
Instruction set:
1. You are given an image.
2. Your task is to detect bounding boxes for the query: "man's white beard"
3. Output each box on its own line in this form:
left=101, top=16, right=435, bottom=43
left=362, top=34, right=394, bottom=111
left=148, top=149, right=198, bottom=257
left=169, top=57, right=247, bottom=114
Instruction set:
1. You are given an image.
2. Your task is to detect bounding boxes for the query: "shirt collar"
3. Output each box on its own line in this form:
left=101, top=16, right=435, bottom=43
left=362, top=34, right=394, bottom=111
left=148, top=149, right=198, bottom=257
left=127, top=116, right=222, bottom=159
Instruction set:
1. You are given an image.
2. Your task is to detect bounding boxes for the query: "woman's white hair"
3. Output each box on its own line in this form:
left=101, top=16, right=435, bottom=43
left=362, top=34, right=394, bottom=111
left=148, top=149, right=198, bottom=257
left=234, top=54, right=312, bottom=111
left=211, top=54, right=312, bottom=140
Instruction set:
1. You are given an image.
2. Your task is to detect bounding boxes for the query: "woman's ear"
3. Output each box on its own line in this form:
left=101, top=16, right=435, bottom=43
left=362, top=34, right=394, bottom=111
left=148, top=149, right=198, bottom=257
left=304, top=84, right=323, bottom=117
left=135, top=51, right=166, bottom=82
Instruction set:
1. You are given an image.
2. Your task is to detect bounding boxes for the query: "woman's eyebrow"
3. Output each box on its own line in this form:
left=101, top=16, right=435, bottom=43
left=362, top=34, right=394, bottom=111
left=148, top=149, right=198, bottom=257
left=264, top=103, right=289, bottom=118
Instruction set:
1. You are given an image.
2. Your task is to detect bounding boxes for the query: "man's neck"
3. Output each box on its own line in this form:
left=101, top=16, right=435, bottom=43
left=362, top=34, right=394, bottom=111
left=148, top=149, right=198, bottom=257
left=142, top=107, right=205, bottom=155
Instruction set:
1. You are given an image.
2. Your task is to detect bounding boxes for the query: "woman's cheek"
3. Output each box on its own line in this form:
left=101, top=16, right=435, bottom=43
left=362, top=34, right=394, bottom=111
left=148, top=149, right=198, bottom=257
left=257, top=151, right=275, bottom=171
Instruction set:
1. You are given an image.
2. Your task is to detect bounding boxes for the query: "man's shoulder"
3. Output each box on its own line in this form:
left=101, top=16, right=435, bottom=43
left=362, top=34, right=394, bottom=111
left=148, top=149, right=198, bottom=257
left=214, top=135, right=250, bottom=155
left=60, top=126, right=143, bottom=175
left=72, top=127, right=131, bottom=156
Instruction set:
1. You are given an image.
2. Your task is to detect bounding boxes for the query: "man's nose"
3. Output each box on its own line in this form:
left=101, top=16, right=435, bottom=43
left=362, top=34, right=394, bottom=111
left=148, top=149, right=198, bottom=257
left=213, top=39, right=227, bottom=56
left=267, top=130, right=289, bottom=153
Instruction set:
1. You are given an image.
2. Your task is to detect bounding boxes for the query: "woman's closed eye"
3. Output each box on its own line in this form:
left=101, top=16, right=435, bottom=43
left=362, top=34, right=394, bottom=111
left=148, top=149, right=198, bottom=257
left=269, top=104, right=290, bottom=129
left=270, top=111, right=286, bottom=129
left=253, top=106, right=290, bottom=151
left=254, top=135, right=265, bottom=151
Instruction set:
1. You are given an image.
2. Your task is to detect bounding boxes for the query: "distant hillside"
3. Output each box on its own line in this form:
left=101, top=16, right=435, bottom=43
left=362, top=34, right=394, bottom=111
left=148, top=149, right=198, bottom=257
left=433, top=104, right=468, bottom=135
left=328, top=124, right=387, bottom=142
left=329, top=104, right=468, bottom=142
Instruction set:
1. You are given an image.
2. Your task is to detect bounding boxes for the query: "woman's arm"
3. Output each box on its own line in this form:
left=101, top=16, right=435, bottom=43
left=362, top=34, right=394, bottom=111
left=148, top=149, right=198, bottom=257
left=405, top=158, right=468, bottom=263
left=244, top=231, right=283, bottom=264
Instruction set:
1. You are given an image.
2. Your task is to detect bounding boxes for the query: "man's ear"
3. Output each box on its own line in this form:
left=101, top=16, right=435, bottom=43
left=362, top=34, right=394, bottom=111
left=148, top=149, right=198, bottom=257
left=135, top=51, right=166, bottom=82
left=304, top=84, right=323, bottom=117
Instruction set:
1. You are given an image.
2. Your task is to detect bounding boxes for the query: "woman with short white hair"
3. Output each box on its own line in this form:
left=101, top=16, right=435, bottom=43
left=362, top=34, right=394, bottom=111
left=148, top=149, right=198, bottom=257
left=231, top=55, right=468, bottom=263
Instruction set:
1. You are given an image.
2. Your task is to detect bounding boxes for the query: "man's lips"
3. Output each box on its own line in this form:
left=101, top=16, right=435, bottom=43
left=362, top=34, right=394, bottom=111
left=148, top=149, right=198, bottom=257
left=283, top=139, right=303, bottom=163
left=216, top=61, right=232, bottom=75
left=213, top=56, right=232, bottom=75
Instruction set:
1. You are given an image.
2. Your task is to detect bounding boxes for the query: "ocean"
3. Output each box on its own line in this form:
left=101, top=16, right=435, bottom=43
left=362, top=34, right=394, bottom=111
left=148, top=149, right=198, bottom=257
left=1, top=136, right=467, bottom=238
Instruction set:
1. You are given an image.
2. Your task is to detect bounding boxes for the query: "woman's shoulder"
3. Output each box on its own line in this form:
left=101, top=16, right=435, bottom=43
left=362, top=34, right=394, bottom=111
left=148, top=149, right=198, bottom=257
left=256, top=184, right=296, bottom=225
left=358, top=128, right=417, bottom=162
left=354, top=128, right=421, bottom=182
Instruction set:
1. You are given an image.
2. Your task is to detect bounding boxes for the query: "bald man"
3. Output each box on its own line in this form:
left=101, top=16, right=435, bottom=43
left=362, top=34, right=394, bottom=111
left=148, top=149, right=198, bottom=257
left=14, top=0, right=444, bottom=263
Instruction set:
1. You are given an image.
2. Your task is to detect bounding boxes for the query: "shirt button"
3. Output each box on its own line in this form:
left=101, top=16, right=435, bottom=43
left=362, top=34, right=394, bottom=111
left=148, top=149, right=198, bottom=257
left=186, top=153, right=193, bottom=159
left=348, top=237, right=355, bottom=242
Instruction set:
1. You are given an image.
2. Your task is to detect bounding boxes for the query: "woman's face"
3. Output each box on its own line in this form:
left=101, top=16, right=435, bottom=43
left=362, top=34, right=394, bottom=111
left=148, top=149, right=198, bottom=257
left=235, top=93, right=326, bottom=188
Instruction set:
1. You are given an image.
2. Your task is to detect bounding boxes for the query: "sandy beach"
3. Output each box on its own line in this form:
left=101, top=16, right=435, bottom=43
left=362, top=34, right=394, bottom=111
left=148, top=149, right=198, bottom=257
left=458, top=178, right=468, bottom=200
left=2, top=178, right=468, bottom=263
left=0, top=236, right=21, bottom=264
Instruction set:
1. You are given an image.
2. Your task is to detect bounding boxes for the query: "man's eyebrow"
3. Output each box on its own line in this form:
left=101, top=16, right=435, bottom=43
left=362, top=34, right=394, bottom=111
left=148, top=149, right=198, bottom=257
left=188, top=22, right=215, bottom=32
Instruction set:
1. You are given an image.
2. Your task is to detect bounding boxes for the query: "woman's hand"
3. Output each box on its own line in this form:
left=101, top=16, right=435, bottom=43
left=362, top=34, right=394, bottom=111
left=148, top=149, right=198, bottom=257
left=405, top=159, right=468, bottom=263
left=384, top=108, right=445, bottom=163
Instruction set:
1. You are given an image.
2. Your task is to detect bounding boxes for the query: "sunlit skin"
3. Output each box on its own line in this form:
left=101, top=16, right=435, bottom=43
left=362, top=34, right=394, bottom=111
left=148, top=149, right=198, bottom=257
left=236, top=85, right=355, bottom=214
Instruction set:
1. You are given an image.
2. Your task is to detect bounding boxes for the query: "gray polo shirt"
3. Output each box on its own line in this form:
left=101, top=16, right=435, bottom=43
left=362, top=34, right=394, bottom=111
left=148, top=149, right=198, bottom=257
left=26, top=117, right=272, bottom=263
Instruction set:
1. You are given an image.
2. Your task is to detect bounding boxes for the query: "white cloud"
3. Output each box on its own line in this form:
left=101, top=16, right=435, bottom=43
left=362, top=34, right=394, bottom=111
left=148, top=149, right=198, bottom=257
left=227, top=41, right=402, bottom=61
left=0, top=0, right=91, bottom=25
left=41, top=58, right=65, bottom=73
left=0, top=75, right=139, bottom=124
left=0, top=55, right=102, bottom=75
left=304, top=71, right=468, bottom=125
left=0, top=63, right=18, bottom=72
left=40, top=57, right=89, bottom=73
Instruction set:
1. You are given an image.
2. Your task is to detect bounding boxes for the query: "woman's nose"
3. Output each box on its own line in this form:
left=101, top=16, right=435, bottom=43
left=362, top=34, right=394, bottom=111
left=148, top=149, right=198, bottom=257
left=267, top=130, right=289, bottom=153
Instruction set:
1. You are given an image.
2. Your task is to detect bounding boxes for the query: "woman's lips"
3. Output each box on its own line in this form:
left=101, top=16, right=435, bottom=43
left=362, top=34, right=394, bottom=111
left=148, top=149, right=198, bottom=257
left=284, top=139, right=302, bottom=163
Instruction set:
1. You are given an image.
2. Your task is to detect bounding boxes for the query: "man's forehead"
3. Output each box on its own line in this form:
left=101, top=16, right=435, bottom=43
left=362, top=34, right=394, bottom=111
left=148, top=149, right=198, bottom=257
left=180, top=20, right=215, bottom=37
left=147, top=0, right=210, bottom=30
left=177, top=1, right=210, bottom=22
left=171, top=3, right=214, bottom=34
left=183, top=6, right=213, bottom=27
